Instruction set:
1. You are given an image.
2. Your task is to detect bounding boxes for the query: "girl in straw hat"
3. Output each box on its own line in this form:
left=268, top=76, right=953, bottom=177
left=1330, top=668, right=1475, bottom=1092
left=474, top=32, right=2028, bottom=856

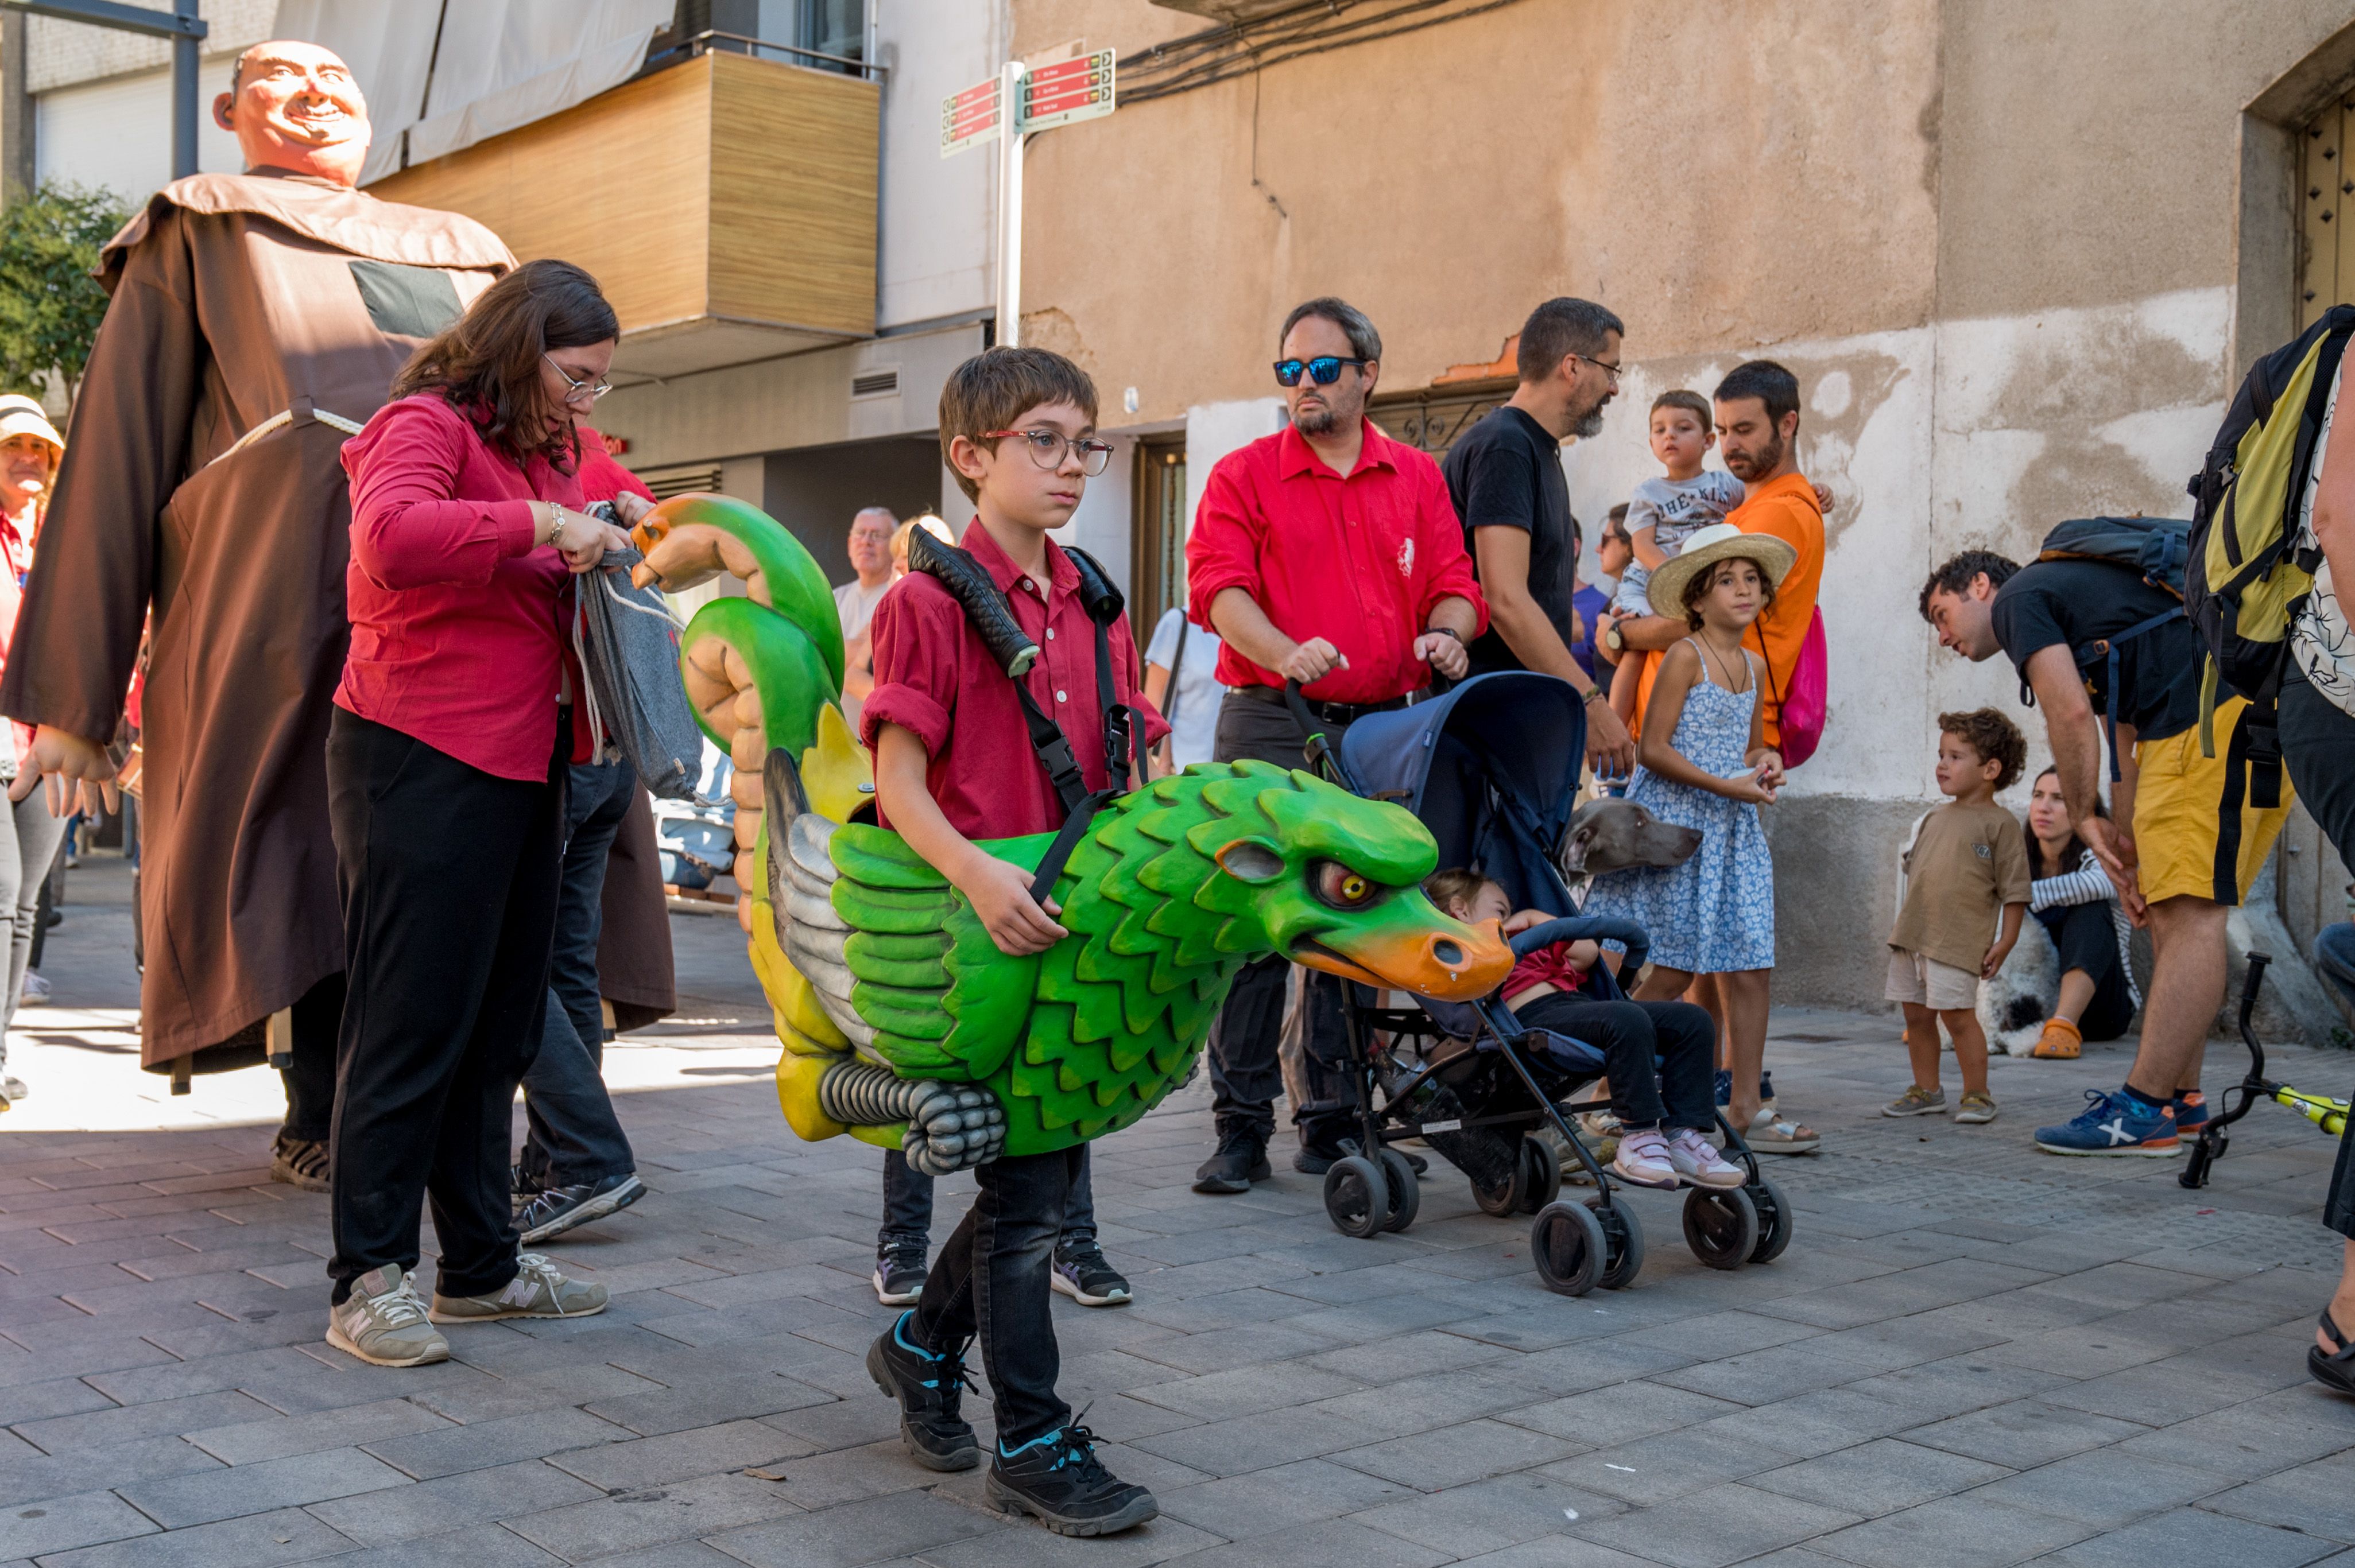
left=1583, top=523, right=1818, bottom=1154
left=0, top=393, right=68, bottom=1105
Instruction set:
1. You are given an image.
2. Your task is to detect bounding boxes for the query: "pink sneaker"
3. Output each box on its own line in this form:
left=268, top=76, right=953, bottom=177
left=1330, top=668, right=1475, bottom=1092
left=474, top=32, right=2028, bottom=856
left=1610, top=1127, right=1678, bottom=1189
left=1667, top=1129, right=1745, bottom=1189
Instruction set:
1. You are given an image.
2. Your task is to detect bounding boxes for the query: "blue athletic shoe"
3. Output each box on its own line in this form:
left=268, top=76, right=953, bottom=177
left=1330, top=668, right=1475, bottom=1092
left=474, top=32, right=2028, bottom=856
left=1713, top=1070, right=1775, bottom=1107
left=2170, top=1090, right=2209, bottom=1136
left=2033, top=1089, right=2180, bottom=1157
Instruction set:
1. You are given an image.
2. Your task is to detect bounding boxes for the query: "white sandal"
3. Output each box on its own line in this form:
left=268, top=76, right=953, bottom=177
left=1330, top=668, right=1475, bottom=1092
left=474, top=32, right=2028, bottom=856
left=1746, top=1108, right=1821, bottom=1155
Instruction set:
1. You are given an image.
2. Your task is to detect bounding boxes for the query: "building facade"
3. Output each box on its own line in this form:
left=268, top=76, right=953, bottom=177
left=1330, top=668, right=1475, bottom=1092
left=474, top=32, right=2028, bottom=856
left=9, top=0, right=2355, bottom=1026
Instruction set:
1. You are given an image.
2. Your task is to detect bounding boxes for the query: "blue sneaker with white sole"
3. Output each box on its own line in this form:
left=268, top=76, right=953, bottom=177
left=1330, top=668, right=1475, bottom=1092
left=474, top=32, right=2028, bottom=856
left=2033, top=1088, right=2180, bottom=1156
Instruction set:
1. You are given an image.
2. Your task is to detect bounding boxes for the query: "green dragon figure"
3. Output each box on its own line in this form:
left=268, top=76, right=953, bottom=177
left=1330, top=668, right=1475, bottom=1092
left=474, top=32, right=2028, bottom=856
left=631, top=494, right=1511, bottom=1173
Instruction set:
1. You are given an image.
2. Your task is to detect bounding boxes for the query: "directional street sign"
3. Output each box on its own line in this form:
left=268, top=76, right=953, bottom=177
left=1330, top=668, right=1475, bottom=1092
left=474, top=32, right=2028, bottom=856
left=940, top=75, right=1002, bottom=157
left=1017, top=48, right=1115, bottom=134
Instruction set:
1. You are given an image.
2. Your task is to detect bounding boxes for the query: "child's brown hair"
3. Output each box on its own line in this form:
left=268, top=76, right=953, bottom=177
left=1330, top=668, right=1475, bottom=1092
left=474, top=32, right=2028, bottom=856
left=938, top=346, right=1100, bottom=501
left=1423, top=867, right=1489, bottom=916
left=1651, top=389, right=1713, bottom=428
left=1679, top=554, right=1780, bottom=628
left=1938, top=707, right=2027, bottom=792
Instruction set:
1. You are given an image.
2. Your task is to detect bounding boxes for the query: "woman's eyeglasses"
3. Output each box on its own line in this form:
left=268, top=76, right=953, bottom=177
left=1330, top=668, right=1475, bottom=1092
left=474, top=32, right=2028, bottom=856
left=1273, top=356, right=1369, bottom=387
left=544, top=354, right=613, bottom=403
left=982, top=428, right=1115, bottom=476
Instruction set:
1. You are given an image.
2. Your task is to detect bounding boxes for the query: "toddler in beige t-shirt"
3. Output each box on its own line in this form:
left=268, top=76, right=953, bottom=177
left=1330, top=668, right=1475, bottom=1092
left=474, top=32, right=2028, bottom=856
left=1884, top=708, right=2031, bottom=1125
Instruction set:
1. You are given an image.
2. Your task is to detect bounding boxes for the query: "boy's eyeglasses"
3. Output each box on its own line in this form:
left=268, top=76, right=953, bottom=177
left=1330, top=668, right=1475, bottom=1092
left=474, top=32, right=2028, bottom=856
left=1273, top=356, right=1369, bottom=387
left=982, top=428, right=1115, bottom=476
left=544, top=354, right=613, bottom=402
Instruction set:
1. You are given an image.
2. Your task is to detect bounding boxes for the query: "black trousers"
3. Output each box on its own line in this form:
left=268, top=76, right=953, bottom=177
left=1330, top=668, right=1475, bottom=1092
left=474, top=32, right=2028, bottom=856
left=2036, top=903, right=2137, bottom=1042
left=1206, top=692, right=1359, bottom=1151
left=1514, top=993, right=1717, bottom=1132
left=326, top=709, right=566, bottom=1303
left=909, top=1145, right=1079, bottom=1448
left=279, top=972, right=347, bottom=1143
left=2279, top=670, right=2355, bottom=1242
left=881, top=1144, right=1099, bottom=1250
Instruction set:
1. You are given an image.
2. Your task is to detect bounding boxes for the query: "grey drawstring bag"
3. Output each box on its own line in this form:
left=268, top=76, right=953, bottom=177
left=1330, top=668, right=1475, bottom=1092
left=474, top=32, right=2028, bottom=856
left=572, top=543, right=706, bottom=801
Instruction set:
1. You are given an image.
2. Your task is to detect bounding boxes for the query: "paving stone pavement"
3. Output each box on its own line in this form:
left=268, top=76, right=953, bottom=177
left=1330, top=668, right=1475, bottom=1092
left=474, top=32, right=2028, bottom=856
left=2, top=854, right=2352, bottom=1565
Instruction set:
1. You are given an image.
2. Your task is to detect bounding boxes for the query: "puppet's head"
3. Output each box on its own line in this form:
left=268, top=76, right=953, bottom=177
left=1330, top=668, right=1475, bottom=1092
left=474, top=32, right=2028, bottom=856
left=214, top=41, right=370, bottom=188
left=1187, top=763, right=1512, bottom=1002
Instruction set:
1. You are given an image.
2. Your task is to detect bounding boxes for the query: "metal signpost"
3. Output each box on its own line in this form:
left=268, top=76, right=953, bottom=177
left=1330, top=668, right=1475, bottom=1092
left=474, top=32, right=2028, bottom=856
left=942, top=49, right=1116, bottom=348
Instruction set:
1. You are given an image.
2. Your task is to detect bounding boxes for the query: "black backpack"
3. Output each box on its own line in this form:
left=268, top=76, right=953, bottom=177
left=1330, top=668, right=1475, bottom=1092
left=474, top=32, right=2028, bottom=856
left=2029, top=515, right=2193, bottom=781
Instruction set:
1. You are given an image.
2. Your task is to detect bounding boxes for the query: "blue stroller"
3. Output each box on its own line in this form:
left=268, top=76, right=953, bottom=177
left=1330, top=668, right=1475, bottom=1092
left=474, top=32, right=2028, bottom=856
left=1281, top=672, right=1795, bottom=1295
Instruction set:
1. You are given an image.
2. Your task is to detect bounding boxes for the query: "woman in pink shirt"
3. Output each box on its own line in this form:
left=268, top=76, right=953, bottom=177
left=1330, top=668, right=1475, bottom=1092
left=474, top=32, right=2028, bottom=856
left=323, top=260, right=638, bottom=1368
left=0, top=394, right=65, bottom=1107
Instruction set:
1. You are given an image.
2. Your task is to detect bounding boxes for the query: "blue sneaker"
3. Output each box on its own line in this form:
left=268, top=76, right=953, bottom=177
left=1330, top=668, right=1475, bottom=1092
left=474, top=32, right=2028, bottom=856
left=2170, top=1090, right=2209, bottom=1136
left=1713, top=1070, right=1775, bottom=1107
left=2033, top=1089, right=2180, bottom=1157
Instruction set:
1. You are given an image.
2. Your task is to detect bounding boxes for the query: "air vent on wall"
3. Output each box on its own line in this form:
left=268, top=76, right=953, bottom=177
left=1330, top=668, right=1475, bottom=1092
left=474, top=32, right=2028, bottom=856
left=851, top=367, right=901, bottom=399
left=635, top=465, right=724, bottom=500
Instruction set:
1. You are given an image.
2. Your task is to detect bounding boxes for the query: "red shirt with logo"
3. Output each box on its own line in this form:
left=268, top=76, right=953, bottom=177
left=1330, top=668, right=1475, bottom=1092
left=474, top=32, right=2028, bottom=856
left=862, top=522, right=1167, bottom=841
left=1186, top=421, right=1487, bottom=704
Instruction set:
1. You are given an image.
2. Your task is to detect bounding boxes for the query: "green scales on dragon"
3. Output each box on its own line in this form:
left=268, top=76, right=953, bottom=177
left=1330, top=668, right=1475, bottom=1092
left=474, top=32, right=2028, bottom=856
left=623, top=492, right=1512, bottom=1172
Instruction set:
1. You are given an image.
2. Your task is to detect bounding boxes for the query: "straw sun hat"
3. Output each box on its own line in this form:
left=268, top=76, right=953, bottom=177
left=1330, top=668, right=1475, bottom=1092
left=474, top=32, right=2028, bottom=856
left=1646, top=522, right=1798, bottom=618
left=0, top=394, right=64, bottom=461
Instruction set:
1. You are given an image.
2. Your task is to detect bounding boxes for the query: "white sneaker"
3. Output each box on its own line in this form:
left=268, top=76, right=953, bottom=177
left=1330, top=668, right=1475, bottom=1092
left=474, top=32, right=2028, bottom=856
left=18, top=971, right=50, bottom=1005
left=1610, top=1127, right=1678, bottom=1189
left=326, top=1265, right=449, bottom=1367
left=1667, top=1128, right=1746, bottom=1189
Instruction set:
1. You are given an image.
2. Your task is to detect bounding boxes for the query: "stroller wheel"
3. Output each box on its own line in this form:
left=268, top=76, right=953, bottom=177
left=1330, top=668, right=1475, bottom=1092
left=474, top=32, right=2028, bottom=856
left=1376, top=1148, right=1421, bottom=1233
left=1745, top=1175, right=1794, bottom=1265
left=1515, top=1136, right=1562, bottom=1215
left=1324, top=1155, right=1390, bottom=1239
left=1590, top=1196, right=1645, bottom=1290
left=1530, top=1199, right=1607, bottom=1297
left=1472, top=1146, right=1523, bottom=1217
left=1682, top=1186, right=1759, bottom=1271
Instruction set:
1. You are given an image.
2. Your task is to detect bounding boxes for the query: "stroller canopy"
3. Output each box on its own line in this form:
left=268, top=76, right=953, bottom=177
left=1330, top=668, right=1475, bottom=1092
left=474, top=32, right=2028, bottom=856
left=1340, top=672, right=1587, bottom=915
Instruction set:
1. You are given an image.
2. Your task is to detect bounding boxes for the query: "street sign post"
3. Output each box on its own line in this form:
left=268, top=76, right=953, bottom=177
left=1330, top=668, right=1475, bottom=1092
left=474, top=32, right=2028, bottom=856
left=939, top=50, right=1119, bottom=348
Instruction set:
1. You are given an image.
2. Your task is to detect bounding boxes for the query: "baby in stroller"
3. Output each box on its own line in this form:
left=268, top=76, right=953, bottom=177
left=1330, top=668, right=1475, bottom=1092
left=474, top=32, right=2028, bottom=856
left=1425, top=869, right=1743, bottom=1191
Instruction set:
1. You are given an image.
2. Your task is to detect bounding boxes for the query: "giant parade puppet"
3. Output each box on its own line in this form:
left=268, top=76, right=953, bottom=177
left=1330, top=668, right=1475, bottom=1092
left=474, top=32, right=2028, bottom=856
left=0, top=41, right=673, bottom=1156
left=628, top=495, right=1513, bottom=1167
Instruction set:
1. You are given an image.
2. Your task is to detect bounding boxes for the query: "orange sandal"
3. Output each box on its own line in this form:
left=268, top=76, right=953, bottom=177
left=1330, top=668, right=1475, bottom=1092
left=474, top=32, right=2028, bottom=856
left=2029, top=1018, right=2082, bottom=1059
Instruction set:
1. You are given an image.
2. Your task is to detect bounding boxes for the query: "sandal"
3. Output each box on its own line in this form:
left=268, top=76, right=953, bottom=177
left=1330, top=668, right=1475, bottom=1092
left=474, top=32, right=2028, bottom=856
left=2029, top=1018, right=2082, bottom=1059
left=2313, top=1309, right=2355, bottom=1397
left=1746, top=1107, right=1821, bottom=1155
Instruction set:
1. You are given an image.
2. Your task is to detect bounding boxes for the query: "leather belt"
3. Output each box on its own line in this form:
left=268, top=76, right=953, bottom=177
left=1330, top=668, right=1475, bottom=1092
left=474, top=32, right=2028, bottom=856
left=1234, top=684, right=1407, bottom=726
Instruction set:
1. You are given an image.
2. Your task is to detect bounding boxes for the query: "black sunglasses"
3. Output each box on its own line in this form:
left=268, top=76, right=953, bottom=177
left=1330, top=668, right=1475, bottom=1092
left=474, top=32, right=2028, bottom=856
left=1273, top=356, right=1369, bottom=387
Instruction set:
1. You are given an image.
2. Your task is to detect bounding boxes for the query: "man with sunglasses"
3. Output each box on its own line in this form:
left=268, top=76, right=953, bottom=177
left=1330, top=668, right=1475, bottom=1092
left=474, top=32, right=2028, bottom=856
left=1184, top=297, right=1487, bottom=1190
left=1443, top=297, right=1636, bottom=778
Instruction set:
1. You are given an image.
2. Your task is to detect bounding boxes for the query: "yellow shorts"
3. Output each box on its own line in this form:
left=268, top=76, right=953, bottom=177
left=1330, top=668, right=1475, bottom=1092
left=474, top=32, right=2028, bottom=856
left=2132, top=696, right=2294, bottom=907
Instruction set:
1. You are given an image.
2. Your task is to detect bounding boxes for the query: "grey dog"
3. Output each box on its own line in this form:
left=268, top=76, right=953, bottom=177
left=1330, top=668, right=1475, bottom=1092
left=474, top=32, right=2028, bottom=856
left=1560, top=797, right=1702, bottom=881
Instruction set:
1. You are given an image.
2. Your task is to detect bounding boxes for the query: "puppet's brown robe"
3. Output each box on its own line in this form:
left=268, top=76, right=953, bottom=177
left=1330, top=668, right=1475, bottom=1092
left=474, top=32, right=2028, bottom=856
left=0, top=172, right=675, bottom=1071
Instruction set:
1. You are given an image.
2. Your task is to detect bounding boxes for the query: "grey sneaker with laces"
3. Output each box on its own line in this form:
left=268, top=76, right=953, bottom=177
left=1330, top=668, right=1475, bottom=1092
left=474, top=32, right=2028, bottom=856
left=327, top=1265, right=450, bottom=1367
left=429, top=1253, right=609, bottom=1325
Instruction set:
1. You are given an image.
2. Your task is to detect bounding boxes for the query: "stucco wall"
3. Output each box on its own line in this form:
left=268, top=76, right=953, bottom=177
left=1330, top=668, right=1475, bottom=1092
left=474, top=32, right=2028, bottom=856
left=1000, top=0, right=2355, bottom=1029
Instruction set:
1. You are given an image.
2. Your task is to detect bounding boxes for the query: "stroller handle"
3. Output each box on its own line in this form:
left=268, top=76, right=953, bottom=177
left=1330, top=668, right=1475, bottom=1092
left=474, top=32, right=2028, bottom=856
left=1507, top=915, right=1649, bottom=980
left=1281, top=678, right=1366, bottom=794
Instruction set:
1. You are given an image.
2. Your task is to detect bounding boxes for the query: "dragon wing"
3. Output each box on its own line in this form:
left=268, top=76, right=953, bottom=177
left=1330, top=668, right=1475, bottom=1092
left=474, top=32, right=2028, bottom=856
left=777, top=819, right=1045, bottom=1083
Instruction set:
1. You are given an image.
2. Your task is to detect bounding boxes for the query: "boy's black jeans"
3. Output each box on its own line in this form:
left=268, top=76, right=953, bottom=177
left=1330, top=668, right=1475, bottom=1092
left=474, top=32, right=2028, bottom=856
left=908, top=1144, right=1081, bottom=1448
left=881, top=1143, right=1099, bottom=1253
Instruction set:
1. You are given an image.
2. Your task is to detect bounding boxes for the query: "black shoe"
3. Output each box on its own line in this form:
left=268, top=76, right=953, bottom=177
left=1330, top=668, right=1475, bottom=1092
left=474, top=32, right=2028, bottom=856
left=1192, top=1128, right=1271, bottom=1194
left=1052, top=1244, right=1132, bottom=1307
left=989, top=1422, right=1157, bottom=1536
left=270, top=1133, right=330, bottom=1193
left=866, top=1312, right=980, bottom=1472
left=873, top=1239, right=929, bottom=1306
left=510, top=1164, right=544, bottom=1199
left=1293, top=1143, right=1345, bottom=1176
left=516, top=1173, right=645, bottom=1244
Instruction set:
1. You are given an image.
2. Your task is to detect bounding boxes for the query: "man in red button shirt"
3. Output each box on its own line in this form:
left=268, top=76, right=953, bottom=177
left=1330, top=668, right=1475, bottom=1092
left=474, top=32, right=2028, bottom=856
left=1184, top=296, right=1486, bottom=1191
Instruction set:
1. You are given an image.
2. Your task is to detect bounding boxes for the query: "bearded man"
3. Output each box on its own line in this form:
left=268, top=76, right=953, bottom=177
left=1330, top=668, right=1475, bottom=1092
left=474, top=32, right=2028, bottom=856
left=0, top=41, right=669, bottom=1186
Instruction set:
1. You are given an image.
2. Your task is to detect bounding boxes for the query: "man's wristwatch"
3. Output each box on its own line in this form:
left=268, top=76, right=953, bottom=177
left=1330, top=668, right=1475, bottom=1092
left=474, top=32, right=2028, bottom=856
left=1425, top=626, right=1465, bottom=645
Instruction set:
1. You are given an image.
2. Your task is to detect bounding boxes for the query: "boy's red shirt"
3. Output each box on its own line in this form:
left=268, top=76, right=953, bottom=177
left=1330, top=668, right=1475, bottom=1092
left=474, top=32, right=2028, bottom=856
left=862, top=522, right=1168, bottom=841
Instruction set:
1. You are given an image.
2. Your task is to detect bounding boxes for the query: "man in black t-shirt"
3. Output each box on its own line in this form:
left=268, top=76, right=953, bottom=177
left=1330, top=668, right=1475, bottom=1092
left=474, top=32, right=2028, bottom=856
left=1443, top=297, right=1634, bottom=774
left=1920, top=549, right=2293, bottom=1162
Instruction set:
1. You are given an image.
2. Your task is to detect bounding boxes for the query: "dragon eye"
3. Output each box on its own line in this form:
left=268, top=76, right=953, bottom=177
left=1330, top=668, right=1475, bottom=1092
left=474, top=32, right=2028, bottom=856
left=1314, top=860, right=1377, bottom=909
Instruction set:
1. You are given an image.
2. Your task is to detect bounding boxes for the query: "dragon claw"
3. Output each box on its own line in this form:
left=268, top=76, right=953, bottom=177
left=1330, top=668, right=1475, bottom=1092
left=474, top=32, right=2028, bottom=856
left=904, top=1083, right=1007, bottom=1176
